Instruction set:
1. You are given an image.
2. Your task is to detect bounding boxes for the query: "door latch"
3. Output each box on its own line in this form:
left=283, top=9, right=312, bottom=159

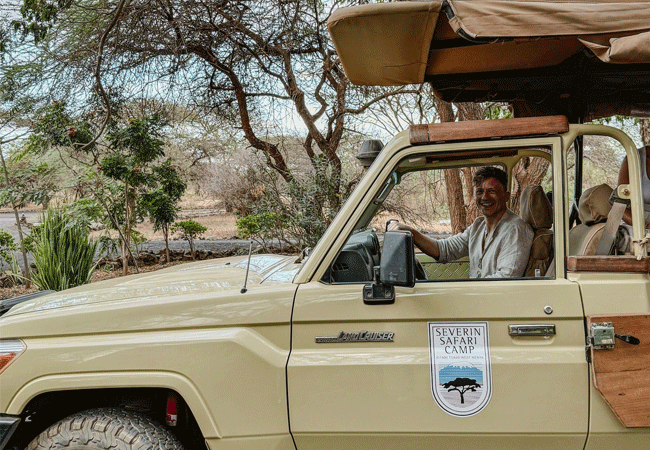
left=587, top=322, right=640, bottom=350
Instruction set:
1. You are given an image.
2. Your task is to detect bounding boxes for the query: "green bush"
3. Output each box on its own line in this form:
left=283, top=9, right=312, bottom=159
left=0, top=230, right=18, bottom=268
left=231, top=156, right=346, bottom=251
left=130, top=229, right=147, bottom=256
left=171, top=219, right=207, bottom=260
left=236, top=212, right=288, bottom=251
left=32, top=207, right=99, bottom=291
left=0, top=230, right=24, bottom=285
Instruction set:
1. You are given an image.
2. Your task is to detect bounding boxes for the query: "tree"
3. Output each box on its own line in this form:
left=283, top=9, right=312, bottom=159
left=140, top=160, right=186, bottom=263
left=442, top=377, right=481, bottom=405
left=26, top=99, right=184, bottom=274
left=0, top=14, right=48, bottom=287
left=15, top=0, right=417, bottom=236
left=100, top=113, right=169, bottom=274
left=640, top=119, right=650, bottom=146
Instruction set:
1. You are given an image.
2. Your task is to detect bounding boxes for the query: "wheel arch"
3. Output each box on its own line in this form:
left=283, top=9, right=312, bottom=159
left=6, top=372, right=219, bottom=448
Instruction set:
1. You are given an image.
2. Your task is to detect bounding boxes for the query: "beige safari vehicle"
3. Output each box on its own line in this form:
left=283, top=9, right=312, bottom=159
left=4, top=2, right=650, bottom=450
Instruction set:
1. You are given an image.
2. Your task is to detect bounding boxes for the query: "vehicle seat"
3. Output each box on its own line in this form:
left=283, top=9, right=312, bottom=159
left=568, top=184, right=613, bottom=255
left=520, top=185, right=553, bottom=277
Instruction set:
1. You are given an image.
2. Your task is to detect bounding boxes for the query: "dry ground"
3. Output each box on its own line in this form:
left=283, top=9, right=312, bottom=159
left=89, top=211, right=240, bottom=240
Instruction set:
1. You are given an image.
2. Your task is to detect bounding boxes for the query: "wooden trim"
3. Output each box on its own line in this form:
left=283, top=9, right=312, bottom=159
left=567, top=256, right=650, bottom=273
left=587, top=314, right=650, bottom=427
left=409, top=116, right=569, bottom=145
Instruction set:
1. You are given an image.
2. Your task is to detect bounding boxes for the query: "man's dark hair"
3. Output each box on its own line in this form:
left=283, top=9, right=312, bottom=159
left=473, top=166, right=508, bottom=191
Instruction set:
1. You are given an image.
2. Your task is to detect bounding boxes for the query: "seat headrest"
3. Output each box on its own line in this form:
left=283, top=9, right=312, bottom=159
left=578, top=184, right=613, bottom=225
left=520, top=185, right=552, bottom=230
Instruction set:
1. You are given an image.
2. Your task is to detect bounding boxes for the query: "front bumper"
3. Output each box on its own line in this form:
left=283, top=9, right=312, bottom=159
left=0, top=415, right=20, bottom=450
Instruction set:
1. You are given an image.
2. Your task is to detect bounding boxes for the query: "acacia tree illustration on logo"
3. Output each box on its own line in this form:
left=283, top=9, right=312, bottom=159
left=442, top=378, right=481, bottom=404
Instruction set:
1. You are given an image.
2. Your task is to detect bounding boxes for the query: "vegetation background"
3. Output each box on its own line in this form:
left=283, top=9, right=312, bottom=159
left=1, top=0, right=648, bottom=299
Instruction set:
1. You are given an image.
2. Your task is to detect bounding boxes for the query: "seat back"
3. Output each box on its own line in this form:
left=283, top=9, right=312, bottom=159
left=519, top=185, right=553, bottom=277
left=568, top=184, right=613, bottom=255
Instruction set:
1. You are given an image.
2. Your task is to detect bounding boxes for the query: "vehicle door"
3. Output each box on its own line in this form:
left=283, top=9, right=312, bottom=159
left=288, top=137, right=588, bottom=450
left=564, top=128, right=650, bottom=450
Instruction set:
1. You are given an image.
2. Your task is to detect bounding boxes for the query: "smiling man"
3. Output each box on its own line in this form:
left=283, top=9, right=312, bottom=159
left=389, top=166, right=534, bottom=278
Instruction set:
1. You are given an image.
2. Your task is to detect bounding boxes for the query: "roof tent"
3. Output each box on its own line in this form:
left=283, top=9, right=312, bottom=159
left=328, top=1, right=650, bottom=120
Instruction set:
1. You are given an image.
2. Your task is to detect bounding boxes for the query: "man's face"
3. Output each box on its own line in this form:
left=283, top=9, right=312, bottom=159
left=475, top=177, right=510, bottom=219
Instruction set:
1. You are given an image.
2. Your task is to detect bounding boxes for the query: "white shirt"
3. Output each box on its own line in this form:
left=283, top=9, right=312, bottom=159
left=436, top=210, right=534, bottom=278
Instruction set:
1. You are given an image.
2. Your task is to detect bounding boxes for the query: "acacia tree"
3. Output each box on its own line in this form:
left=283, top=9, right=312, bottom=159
left=442, top=377, right=481, bottom=405
left=16, top=0, right=416, bottom=229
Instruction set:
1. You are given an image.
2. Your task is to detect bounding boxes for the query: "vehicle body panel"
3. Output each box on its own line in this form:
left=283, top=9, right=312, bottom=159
left=289, top=279, right=588, bottom=449
left=0, top=255, right=299, bottom=447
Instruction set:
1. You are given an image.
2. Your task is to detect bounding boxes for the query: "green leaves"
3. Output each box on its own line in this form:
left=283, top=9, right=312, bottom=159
left=99, top=153, right=129, bottom=180
left=0, top=230, right=18, bottom=267
left=14, top=0, right=73, bottom=44
left=171, top=219, right=206, bottom=259
left=140, top=190, right=179, bottom=233
left=27, top=101, right=95, bottom=152
left=31, top=206, right=98, bottom=291
left=172, top=219, right=207, bottom=240
left=106, top=114, right=166, bottom=164
left=0, top=160, right=56, bottom=209
left=236, top=212, right=288, bottom=250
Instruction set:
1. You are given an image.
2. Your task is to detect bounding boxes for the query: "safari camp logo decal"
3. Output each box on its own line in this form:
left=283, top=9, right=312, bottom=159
left=428, top=322, right=492, bottom=417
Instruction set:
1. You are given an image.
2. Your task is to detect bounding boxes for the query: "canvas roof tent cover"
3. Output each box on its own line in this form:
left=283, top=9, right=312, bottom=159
left=327, top=1, right=650, bottom=120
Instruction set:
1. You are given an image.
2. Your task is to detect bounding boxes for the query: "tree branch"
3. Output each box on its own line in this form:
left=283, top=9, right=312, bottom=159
left=78, top=0, right=130, bottom=153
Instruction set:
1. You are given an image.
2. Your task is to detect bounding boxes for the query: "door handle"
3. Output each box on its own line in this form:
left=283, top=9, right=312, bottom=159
left=508, top=324, right=556, bottom=337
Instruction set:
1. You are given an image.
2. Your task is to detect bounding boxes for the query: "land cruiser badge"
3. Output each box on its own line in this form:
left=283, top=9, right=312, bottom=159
left=429, top=322, right=491, bottom=417
left=315, top=331, right=394, bottom=343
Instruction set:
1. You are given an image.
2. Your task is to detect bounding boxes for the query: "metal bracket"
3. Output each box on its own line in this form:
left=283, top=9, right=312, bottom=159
left=587, top=322, right=641, bottom=350
left=616, top=184, right=633, bottom=202
left=588, top=322, right=615, bottom=349
left=362, top=283, right=395, bottom=305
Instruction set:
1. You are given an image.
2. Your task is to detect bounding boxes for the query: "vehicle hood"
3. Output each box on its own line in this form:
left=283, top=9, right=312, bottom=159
left=0, top=254, right=301, bottom=338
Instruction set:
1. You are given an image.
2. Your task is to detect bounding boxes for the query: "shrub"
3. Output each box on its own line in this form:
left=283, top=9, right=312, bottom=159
left=171, top=220, right=207, bottom=260
left=236, top=212, right=289, bottom=252
left=0, top=230, right=18, bottom=269
left=245, top=163, right=343, bottom=250
left=32, top=207, right=98, bottom=291
left=0, top=230, right=24, bottom=286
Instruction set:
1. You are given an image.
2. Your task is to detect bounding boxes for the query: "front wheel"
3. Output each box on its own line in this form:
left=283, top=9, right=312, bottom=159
left=27, top=407, right=185, bottom=450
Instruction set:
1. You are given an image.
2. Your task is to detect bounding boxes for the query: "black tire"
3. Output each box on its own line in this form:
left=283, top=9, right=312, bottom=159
left=26, top=407, right=185, bottom=450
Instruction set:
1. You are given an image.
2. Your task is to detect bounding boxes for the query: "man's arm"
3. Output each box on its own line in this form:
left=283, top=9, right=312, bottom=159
left=387, top=222, right=440, bottom=259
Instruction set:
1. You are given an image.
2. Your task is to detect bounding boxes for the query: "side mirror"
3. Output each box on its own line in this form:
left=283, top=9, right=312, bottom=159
left=380, top=231, right=416, bottom=288
left=363, top=231, right=416, bottom=305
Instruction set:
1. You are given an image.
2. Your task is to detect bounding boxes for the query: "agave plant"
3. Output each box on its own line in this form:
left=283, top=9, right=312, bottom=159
left=32, top=206, right=98, bottom=291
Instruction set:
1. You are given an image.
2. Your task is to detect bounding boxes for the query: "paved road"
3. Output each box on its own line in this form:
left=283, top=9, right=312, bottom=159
left=0, top=211, right=42, bottom=241
left=0, top=212, right=40, bottom=270
left=0, top=212, right=264, bottom=271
